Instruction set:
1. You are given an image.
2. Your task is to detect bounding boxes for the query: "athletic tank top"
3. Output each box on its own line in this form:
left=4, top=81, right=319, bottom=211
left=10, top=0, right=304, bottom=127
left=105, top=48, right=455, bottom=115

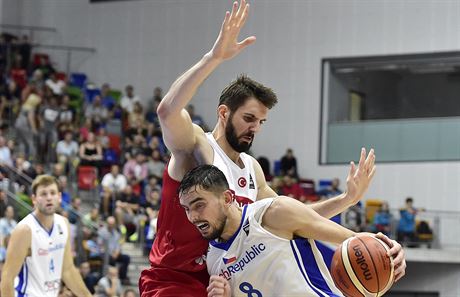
left=207, top=199, right=344, bottom=297
left=14, top=213, right=68, bottom=297
left=205, top=133, right=257, bottom=205
left=149, top=166, right=209, bottom=272
left=149, top=134, right=258, bottom=272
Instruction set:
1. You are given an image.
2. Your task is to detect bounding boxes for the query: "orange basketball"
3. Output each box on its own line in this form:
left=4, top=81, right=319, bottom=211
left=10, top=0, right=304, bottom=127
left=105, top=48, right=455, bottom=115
left=330, top=235, right=394, bottom=297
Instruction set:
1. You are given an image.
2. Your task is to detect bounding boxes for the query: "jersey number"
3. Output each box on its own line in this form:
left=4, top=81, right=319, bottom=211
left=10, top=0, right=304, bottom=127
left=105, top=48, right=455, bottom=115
left=239, top=282, right=262, bottom=297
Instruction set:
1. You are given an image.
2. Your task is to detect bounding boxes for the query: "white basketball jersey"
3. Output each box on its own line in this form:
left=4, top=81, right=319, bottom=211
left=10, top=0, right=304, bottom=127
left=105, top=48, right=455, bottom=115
left=14, top=213, right=68, bottom=297
left=206, top=133, right=258, bottom=205
left=207, top=199, right=344, bottom=297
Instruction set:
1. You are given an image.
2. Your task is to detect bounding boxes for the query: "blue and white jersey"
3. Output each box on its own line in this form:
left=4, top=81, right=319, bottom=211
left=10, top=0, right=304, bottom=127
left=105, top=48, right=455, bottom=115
left=207, top=198, right=344, bottom=297
left=14, top=213, right=68, bottom=297
left=206, top=133, right=258, bottom=205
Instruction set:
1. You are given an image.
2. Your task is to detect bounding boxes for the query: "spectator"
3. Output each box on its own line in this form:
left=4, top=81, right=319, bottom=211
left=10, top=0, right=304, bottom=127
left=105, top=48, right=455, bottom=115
left=128, top=101, right=145, bottom=129
left=58, top=175, right=72, bottom=209
left=14, top=86, right=41, bottom=159
left=342, top=202, right=364, bottom=232
left=56, top=130, right=80, bottom=173
left=98, top=216, right=131, bottom=285
left=78, top=261, right=98, bottom=294
left=39, top=96, right=60, bottom=163
left=280, top=148, right=298, bottom=178
left=186, top=104, right=209, bottom=131
left=0, top=136, right=12, bottom=166
left=145, top=87, right=162, bottom=126
left=84, top=95, right=109, bottom=128
left=373, top=201, right=392, bottom=236
left=280, top=175, right=302, bottom=200
left=0, top=190, right=8, bottom=219
left=123, top=151, right=147, bottom=187
left=101, top=164, right=128, bottom=218
left=96, top=265, right=123, bottom=297
left=317, top=178, right=342, bottom=199
left=0, top=206, right=17, bottom=262
left=58, top=95, right=76, bottom=135
left=114, top=185, right=140, bottom=241
left=79, top=132, right=103, bottom=167
left=97, top=127, right=110, bottom=150
left=100, top=83, right=116, bottom=111
left=79, top=118, right=93, bottom=143
left=123, top=288, right=137, bottom=297
left=45, top=72, right=66, bottom=96
left=0, top=80, right=20, bottom=123
left=120, top=84, right=141, bottom=113
left=145, top=149, right=165, bottom=180
left=82, top=207, right=102, bottom=233
left=66, top=197, right=81, bottom=225
left=398, top=197, right=424, bottom=245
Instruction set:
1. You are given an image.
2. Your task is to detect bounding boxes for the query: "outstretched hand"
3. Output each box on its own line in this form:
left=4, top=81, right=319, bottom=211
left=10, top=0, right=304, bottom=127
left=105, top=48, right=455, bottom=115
left=210, top=0, right=256, bottom=61
left=344, top=148, right=376, bottom=206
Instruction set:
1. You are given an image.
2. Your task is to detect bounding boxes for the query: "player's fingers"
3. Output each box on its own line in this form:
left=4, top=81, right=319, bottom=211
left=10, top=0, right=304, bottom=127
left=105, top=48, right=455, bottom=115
left=358, top=147, right=366, bottom=171
left=237, top=3, right=250, bottom=28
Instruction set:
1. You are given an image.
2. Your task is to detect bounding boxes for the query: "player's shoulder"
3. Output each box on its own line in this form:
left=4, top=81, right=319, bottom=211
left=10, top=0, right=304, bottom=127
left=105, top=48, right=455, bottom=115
left=10, top=222, right=32, bottom=238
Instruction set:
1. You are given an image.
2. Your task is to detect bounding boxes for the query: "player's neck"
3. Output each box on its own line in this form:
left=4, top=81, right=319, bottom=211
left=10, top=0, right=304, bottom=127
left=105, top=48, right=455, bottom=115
left=219, top=206, right=242, bottom=242
left=33, top=210, right=54, bottom=232
left=212, top=129, right=243, bottom=167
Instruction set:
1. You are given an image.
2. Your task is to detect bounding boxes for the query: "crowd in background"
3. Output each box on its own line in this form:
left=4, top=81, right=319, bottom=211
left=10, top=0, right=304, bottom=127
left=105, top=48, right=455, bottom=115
left=0, top=32, right=433, bottom=296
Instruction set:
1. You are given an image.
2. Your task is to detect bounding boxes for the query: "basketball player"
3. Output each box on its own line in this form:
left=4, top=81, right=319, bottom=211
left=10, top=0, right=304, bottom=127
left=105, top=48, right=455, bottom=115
left=179, top=165, right=393, bottom=297
left=0, top=175, right=92, bottom=297
left=139, top=1, right=406, bottom=296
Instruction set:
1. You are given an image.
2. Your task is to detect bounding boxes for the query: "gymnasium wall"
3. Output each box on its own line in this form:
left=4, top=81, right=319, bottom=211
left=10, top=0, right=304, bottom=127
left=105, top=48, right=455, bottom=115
left=4, top=0, right=460, bottom=214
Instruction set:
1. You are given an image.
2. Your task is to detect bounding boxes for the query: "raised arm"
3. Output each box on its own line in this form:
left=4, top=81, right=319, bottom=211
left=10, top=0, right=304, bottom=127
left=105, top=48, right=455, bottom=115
left=263, top=197, right=356, bottom=245
left=310, top=148, right=376, bottom=218
left=0, top=224, right=31, bottom=297
left=157, top=0, right=255, bottom=155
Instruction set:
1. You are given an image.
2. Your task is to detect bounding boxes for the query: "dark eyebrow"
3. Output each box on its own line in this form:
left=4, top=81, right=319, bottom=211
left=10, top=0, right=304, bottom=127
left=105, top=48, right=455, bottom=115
left=180, top=197, right=205, bottom=208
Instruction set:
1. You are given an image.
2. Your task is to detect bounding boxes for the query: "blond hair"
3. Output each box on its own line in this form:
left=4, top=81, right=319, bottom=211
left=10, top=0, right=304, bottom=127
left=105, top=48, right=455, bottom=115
left=31, top=175, right=59, bottom=195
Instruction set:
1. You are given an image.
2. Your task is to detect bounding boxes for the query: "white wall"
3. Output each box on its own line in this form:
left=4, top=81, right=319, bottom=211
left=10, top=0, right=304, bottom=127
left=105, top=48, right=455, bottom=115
left=5, top=0, right=460, bottom=212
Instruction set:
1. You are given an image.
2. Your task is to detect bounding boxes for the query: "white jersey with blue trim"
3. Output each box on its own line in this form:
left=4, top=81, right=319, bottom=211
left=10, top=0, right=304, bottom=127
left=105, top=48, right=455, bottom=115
left=207, top=198, right=344, bottom=297
left=206, top=132, right=257, bottom=205
left=14, top=213, right=68, bottom=297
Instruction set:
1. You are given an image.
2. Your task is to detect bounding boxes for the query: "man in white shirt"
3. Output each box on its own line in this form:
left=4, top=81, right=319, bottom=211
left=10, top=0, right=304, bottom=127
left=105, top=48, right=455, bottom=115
left=0, top=136, right=12, bottom=166
left=101, top=164, right=128, bottom=217
left=120, top=85, right=141, bottom=113
left=56, top=131, right=79, bottom=165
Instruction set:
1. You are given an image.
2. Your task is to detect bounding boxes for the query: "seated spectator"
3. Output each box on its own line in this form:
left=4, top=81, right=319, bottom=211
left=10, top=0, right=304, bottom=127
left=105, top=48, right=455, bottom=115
left=82, top=207, right=102, bottom=233
left=342, top=202, right=364, bottom=232
left=56, top=131, right=79, bottom=172
left=280, top=148, right=298, bottom=178
left=100, top=83, right=116, bottom=111
left=67, top=197, right=82, bottom=225
left=146, top=149, right=165, bottom=181
left=120, top=84, right=141, bottom=113
left=317, top=178, right=342, bottom=199
left=114, top=185, right=140, bottom=241
left=372, top=201, right=392, bottom=236
left=186, top=104, right=209, bottom=131
left=123, top=151, right=147, bottom=188
left=33, top=54, right=55, bottom=79
left=0, top=206, right=17, bottom=262
left=96, top=265, right=123, bottom=297
left=101, top=164, right=128, bottom=217
left=79, top=132, right=103, bottom=167
left=58, top=95, right=76, bottom=136
left=58, top=176, right=72, bottom=209
left=79, top=118, right=93, bottom=143
left=98, top=216, right=131, bottom=285
left=123, top=288, right=137, bottom=297
left=79, top=261, right=99, bottom=294
left=84, top=95, right=109, bottom=128
left=143, top=176, right=161, bottom=200
left=97, top=127, right=110, bottom=150
left=45, top=72, right=66, bottom=95
left=0, top=80, right=20, bottom=123
left=145, top=87, right=162, bottom=126
left=398, top=197, right=424, bottom=245
left=280, top=175, right=302, bottom=199
left=0, top=136, right=12, bottom=166
left=128, top=101, right=145, bottom=129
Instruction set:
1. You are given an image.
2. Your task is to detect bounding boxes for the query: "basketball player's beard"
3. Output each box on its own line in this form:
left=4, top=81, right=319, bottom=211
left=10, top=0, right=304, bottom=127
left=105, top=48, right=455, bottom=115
left=226, top=117, right=253, bottom=153
left=204, top=214, right=227, bottom=241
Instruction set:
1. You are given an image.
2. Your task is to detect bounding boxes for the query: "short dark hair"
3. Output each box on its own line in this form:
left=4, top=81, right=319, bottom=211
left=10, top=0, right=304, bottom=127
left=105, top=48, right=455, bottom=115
left=406, top=197, right=413, bottom=204
left=178, top=165, right=229, bottom=198
left=218, top=74, right=278, bottom=113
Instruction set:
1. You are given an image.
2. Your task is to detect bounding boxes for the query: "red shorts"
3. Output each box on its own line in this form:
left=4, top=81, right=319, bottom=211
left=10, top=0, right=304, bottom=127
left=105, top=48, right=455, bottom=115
left=139, top=266, right=209, bottom=297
